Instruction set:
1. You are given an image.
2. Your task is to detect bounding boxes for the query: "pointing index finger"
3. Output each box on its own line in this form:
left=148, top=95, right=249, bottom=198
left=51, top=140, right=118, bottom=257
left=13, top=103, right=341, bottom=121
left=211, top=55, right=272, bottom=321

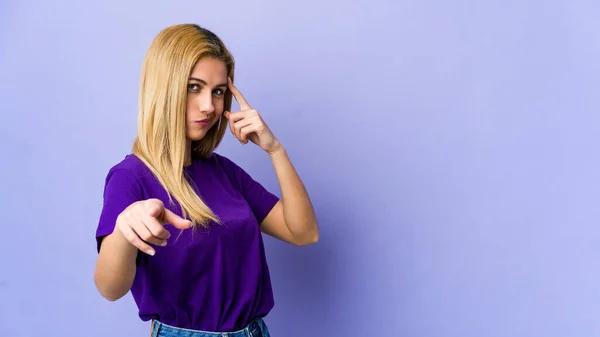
left=228, top=77, right=251, bottom=110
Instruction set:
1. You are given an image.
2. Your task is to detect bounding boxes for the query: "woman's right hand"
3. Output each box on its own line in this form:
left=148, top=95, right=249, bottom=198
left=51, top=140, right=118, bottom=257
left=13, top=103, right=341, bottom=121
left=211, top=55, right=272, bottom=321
left=114, top=198, right=192, bottom=255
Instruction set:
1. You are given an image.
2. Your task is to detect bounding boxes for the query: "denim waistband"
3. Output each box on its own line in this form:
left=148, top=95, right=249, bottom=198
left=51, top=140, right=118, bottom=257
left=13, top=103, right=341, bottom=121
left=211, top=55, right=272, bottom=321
left=150, top=318, right=269, bottom=337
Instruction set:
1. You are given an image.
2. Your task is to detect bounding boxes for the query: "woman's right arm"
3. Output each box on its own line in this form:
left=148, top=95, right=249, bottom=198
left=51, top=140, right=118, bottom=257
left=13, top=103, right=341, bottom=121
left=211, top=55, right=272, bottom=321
left=94, top=199, right=192, bottom=301
left=94, top=229, right=140, bottom=301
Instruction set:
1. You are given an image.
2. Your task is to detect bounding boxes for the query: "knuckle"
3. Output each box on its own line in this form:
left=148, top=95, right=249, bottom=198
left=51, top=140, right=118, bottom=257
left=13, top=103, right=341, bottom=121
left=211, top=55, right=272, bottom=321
left=147, top=205, right=158, bottom=214
left=124, top=232, right=136, bottom=242
left=150, top=228, right=164, bottom=237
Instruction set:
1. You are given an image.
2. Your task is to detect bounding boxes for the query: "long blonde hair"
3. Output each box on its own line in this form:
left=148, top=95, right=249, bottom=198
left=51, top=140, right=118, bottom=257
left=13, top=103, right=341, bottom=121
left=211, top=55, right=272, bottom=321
left=132, top=24, right=235, bottom=227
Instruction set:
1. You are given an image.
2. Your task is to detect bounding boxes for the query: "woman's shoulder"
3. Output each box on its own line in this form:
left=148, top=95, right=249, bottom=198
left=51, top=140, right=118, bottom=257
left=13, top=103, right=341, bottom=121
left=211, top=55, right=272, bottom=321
left=104, top=154, right=152, bottom=182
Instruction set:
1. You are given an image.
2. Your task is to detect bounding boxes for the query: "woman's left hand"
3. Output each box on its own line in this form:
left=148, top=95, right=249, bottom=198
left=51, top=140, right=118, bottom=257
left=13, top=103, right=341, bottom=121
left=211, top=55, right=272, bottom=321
left=224, top=78, right=282, bottom=154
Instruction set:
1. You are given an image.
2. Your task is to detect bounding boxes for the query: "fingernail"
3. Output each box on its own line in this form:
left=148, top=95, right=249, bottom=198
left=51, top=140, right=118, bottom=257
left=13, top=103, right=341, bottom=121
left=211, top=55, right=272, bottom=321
left=161, top=241, right=168, bottom=246
left=147, top=250, right=155, bottom=256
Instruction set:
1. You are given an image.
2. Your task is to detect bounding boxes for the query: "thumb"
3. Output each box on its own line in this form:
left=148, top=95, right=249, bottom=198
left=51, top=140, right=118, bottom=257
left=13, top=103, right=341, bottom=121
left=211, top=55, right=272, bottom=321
left=224, top=111, right=230, bottom=119
left=146, top=201, right=163, bottom=218
left=161, top=208, right=192, bottom=229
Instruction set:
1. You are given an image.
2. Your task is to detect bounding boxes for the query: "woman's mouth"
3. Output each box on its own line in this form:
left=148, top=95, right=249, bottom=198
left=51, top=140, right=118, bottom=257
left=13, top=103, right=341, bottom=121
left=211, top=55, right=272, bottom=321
left=194, top=119, right=210, bottom=127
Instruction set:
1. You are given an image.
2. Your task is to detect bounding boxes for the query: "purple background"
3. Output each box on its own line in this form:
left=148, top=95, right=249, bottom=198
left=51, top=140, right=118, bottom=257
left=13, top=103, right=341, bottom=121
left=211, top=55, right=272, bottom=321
left=1, top=1, right=599, bottom=336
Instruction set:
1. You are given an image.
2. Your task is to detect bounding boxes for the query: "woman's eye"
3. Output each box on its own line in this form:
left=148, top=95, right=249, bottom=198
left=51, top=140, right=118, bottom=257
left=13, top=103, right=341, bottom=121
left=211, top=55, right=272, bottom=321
left=213, top=88, right=224, bottom=96
left=188, top=84, right=200, bottom=91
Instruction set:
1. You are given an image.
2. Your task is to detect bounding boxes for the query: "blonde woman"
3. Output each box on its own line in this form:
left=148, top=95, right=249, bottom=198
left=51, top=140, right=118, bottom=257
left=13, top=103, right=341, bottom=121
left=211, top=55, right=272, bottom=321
left=93, top=24, right=319, bottom=337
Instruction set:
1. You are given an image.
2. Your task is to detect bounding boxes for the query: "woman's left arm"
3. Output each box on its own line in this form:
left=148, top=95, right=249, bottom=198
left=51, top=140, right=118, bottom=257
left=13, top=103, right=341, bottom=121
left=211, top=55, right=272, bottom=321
left=225, top=78, right=319, bottom=246
left=261, top=145, right=319, bottom=246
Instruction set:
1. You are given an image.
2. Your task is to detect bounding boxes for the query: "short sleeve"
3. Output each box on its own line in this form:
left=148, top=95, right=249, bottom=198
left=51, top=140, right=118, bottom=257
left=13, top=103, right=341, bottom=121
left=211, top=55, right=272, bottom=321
left=96, top=168, right=144, bottom=253
left=218, top=155, right=280, bottom=224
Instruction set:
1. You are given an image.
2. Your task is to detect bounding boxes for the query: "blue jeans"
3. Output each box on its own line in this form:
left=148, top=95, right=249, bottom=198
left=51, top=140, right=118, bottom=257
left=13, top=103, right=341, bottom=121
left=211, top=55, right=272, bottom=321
left=150, top=318, right=271, bottom=337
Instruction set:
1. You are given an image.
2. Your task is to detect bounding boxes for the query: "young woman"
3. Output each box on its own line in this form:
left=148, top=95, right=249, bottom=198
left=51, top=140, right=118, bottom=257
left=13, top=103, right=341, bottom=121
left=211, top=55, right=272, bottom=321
left=93, top=24, right=319, bottom=337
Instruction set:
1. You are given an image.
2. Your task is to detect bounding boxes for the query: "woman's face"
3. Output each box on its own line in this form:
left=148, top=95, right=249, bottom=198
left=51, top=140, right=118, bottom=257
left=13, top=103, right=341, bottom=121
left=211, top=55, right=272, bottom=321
left=185, top=57, right=228, bottom=141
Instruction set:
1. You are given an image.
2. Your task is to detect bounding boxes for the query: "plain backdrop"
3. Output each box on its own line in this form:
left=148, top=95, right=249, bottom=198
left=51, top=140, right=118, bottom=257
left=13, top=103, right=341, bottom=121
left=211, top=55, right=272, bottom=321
left=1, top=1, right=599, bottom=336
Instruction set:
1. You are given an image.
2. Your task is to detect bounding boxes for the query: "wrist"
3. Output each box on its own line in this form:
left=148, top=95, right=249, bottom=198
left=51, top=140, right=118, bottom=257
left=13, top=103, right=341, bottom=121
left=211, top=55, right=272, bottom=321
left=267, top=142, right=285, bottom=157
left=109, top=227, right=138, bottom=253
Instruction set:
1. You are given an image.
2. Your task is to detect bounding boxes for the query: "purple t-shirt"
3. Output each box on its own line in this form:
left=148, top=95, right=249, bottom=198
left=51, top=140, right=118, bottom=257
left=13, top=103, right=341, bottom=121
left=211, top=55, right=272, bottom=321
left=95, top=153, right=280, bottom=332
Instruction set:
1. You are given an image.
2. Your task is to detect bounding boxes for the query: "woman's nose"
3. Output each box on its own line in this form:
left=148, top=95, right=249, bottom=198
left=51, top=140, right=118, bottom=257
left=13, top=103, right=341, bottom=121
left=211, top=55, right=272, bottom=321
left=198, top=93, right=215, bottom=114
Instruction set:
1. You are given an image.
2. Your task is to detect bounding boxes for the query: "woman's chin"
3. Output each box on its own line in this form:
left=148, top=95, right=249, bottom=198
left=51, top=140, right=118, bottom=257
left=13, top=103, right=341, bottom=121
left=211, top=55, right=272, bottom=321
left=187, top=131, right=208, bottom=142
